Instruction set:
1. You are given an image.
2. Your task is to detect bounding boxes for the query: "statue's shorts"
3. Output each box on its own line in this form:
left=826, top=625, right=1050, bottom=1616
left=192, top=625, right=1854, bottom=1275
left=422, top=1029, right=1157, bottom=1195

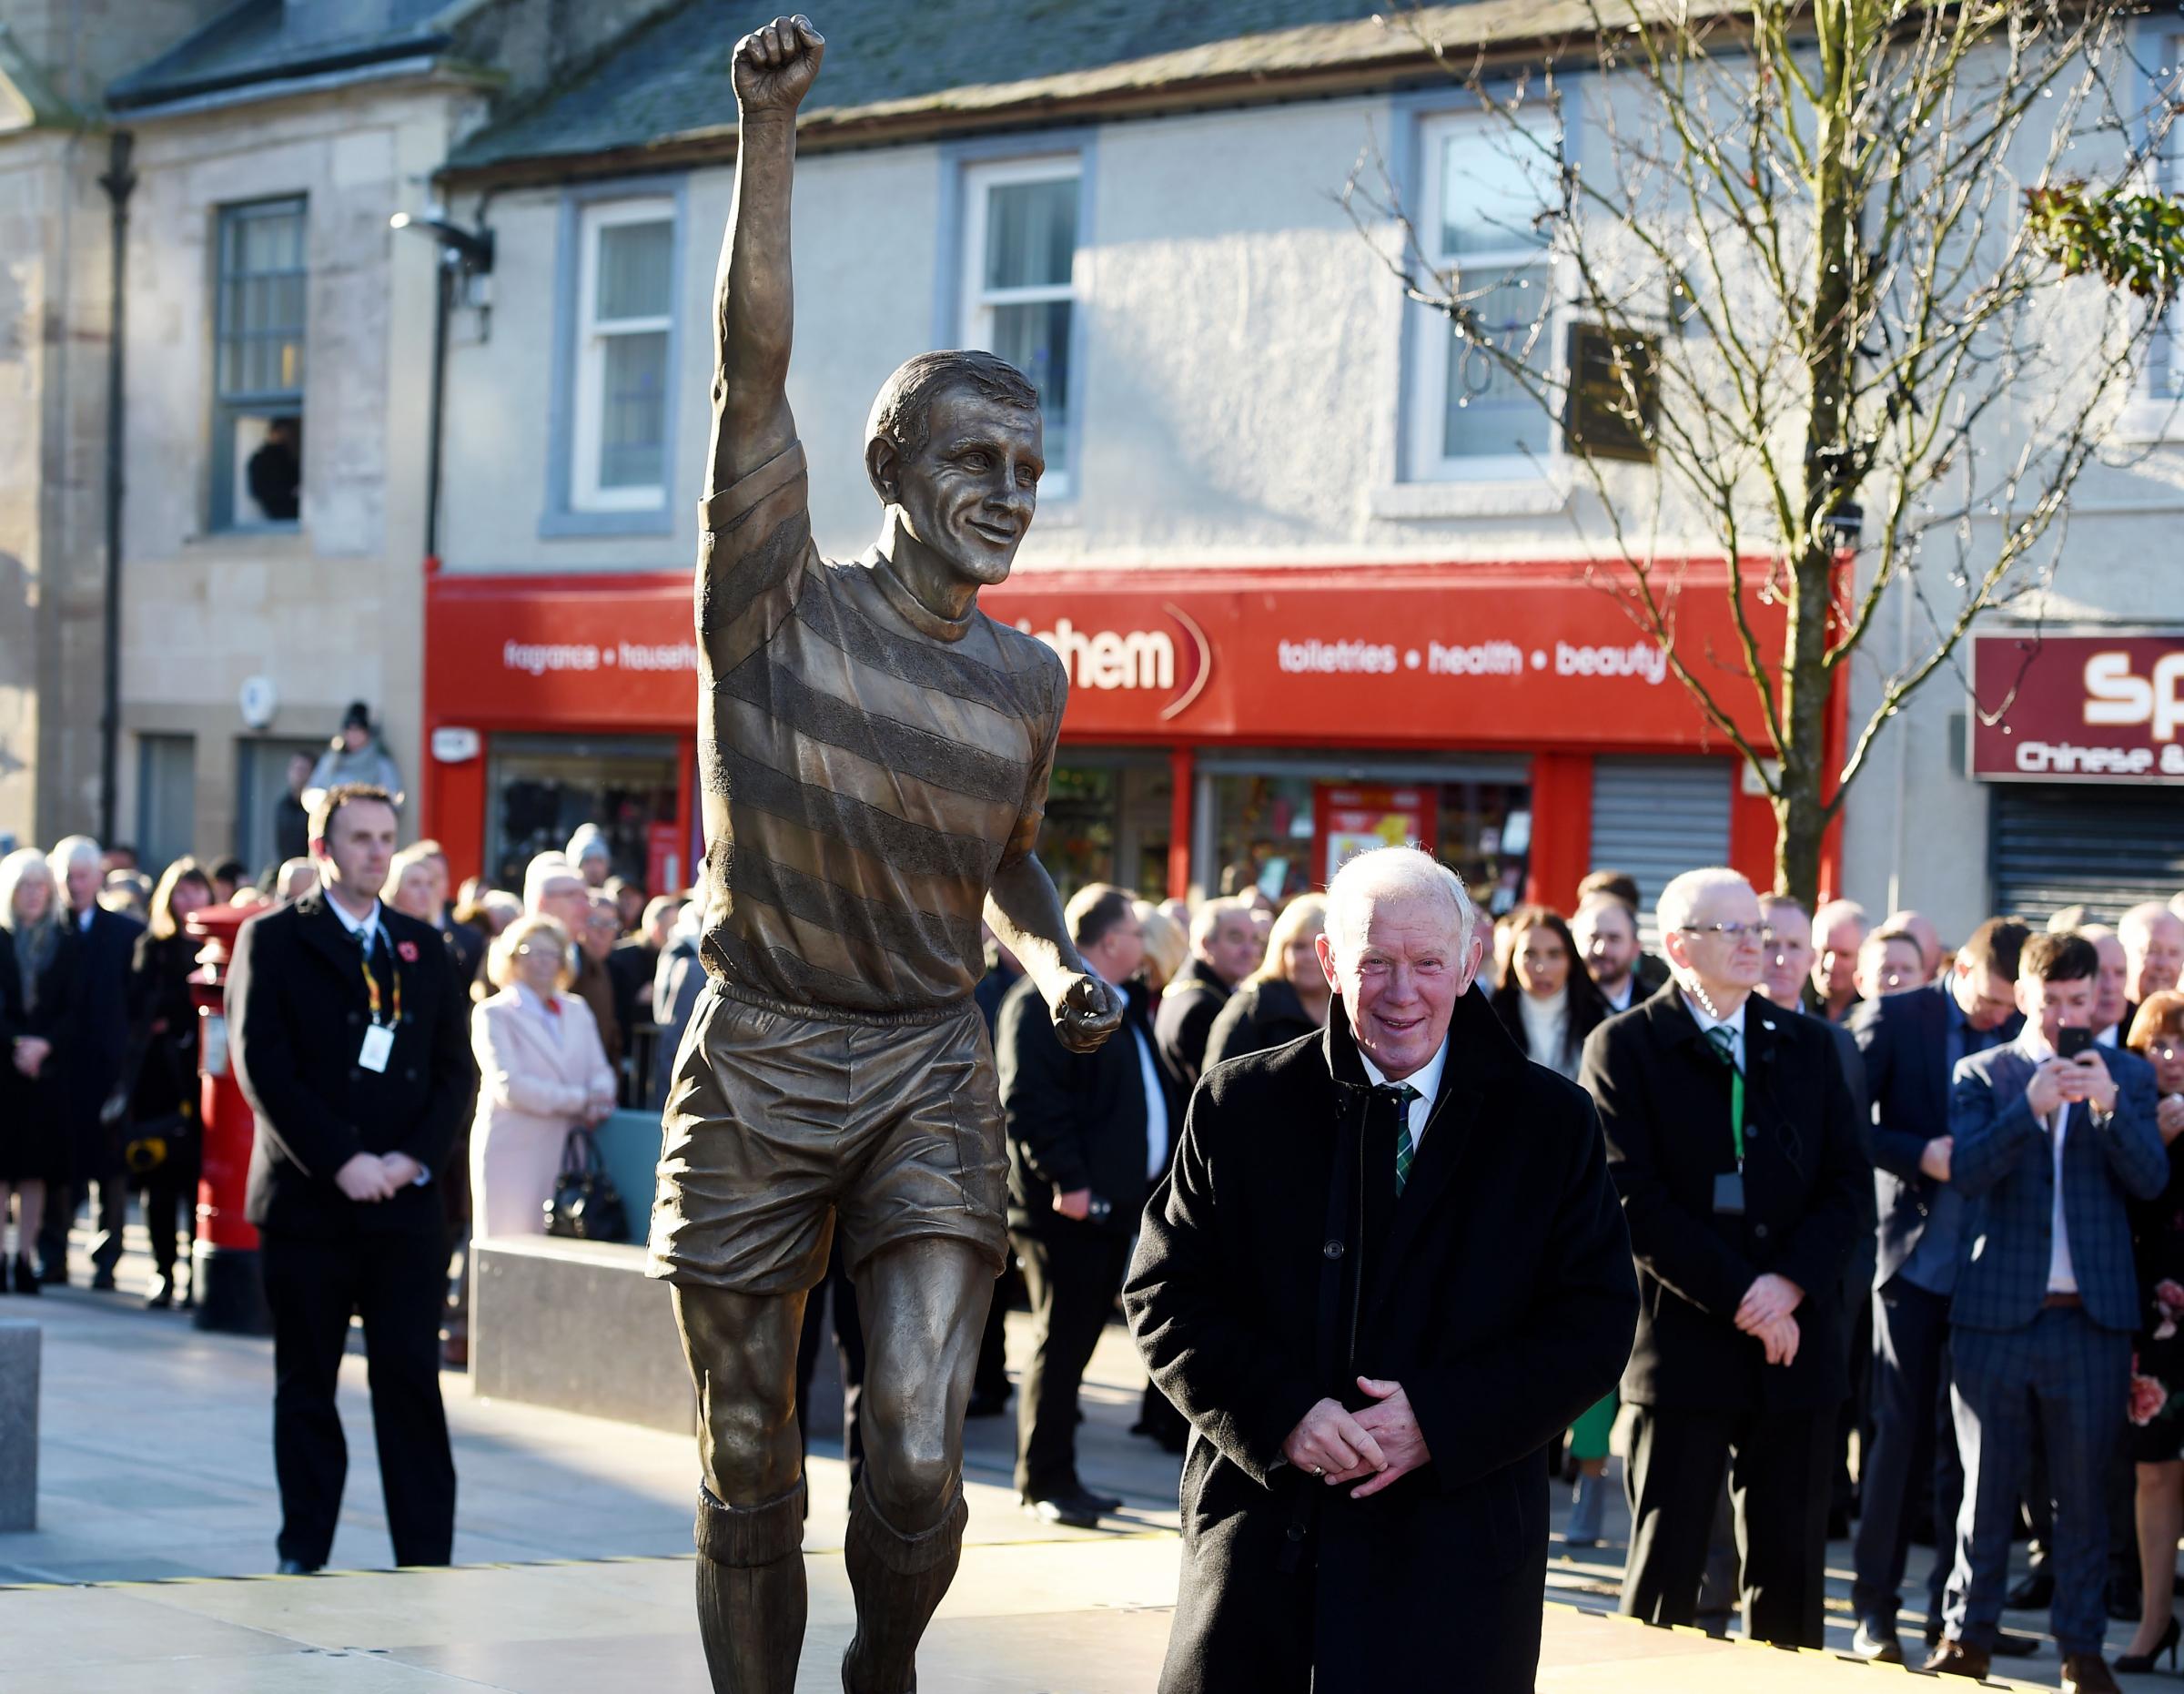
left=647, top=979, right=1009, bottom=1296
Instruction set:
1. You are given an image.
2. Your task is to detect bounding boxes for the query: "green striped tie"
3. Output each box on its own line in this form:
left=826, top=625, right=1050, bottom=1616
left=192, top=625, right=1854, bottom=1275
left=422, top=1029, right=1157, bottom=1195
left=1380, top=1083, right=1422, bottom=1196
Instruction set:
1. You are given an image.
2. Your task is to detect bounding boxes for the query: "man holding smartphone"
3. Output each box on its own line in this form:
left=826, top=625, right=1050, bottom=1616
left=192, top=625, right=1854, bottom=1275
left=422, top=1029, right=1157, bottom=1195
left=1926, top=932, right=2165, bottom=1691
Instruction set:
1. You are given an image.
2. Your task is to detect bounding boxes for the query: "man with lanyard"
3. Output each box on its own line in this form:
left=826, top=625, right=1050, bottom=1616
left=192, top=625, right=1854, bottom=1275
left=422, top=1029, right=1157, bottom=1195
left=228, top=783, right=475, bottom=1573
left=1582, top=867, right=1866, bottom=1647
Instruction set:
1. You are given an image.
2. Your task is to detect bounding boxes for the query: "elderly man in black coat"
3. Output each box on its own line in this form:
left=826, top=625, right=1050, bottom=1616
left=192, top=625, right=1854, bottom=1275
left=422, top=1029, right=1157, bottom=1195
left=1125, top=847, right=1636, bottom=1693
left=1582, top=866, right=1867, bottom=1649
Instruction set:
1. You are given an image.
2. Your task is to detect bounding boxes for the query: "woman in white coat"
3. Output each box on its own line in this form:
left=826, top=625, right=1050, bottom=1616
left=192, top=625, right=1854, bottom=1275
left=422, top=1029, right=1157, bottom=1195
left=469, top=914, right=615, bottom=1238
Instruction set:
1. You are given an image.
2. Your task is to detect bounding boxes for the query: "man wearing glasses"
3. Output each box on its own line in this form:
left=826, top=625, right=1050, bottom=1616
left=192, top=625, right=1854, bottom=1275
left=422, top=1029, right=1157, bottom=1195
left=1581, top=867, right=1867, bottom=1647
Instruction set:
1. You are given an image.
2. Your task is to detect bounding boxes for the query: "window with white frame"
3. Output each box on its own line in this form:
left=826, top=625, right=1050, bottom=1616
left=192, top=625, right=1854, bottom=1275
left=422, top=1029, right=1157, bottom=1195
left=571, top=198, right=675, bottom=512
left=960, top=157, right=1081, bottom=498
left=1409, top=115, right=1558, bottom=479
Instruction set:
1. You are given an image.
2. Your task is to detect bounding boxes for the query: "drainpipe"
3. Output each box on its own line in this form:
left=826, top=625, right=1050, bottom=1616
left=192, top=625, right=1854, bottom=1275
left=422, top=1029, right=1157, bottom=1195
left=96, top=130, right=136, bottom=847
left=389, top=208, right=492, bottom=567
left=423, top=247, right=451, bottom=566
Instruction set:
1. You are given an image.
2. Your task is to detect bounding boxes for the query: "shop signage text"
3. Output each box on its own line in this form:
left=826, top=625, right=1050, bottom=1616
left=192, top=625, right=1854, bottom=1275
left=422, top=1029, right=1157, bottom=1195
left=1015, top=605, right=1212, bottom=722
left=1969, top=630, right=2184, bottom=784
left=502, top=639, right=698, bottom=677
left=428, top=562, right=1786, bottom=753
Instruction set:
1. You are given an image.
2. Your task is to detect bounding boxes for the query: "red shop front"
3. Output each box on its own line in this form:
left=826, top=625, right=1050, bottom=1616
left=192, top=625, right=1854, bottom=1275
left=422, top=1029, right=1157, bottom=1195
left=421, top=560, right=1835, bottom=917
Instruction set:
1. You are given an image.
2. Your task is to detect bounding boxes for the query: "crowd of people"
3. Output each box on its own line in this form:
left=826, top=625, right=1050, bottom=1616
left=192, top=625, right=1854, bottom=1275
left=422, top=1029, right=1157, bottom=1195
left=14, top=773, right=2184, bottom=1685
left=0, top=809, right=699, bottom=1339
left=972, top=863, right=2184, bottom=1691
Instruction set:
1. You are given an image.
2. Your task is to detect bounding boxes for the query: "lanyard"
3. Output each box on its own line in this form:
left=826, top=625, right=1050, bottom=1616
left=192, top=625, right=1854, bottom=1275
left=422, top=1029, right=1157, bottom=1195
left=359, top=936, right=402, bottom=1029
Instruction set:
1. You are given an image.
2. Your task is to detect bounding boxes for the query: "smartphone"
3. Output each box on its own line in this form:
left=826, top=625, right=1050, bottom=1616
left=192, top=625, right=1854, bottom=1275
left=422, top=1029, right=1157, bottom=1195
left=2057, top=1026, right=2094, bottom=1061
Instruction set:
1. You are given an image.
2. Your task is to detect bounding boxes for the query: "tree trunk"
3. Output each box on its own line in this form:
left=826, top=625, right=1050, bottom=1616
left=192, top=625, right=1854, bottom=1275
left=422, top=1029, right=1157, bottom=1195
left=1773, top=0, right=1864, bottom=908
left=1774, top=763, right=1828, bottom=911
left=1773, top=546, right=1837, bottom=908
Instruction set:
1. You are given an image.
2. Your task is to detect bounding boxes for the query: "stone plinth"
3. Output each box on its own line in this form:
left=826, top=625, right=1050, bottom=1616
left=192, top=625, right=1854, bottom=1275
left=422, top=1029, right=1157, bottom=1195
left=470, top=1236, right=694, bottom=1435
left=0, top=1319, right=37, bottom=1531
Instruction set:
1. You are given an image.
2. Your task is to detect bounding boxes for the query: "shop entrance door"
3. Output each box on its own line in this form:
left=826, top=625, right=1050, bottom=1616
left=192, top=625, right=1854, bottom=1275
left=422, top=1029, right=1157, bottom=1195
left=485, top=734, right=682, bottom=893
left=1196, top=752, right=1532, bottom=907
left=1038, top=751, right=1173, bottom=904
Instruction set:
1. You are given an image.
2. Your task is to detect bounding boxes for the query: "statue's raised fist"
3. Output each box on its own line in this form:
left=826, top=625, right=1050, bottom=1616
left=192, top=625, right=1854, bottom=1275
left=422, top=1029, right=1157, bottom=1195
left=733, top=14, right=824, bottom=113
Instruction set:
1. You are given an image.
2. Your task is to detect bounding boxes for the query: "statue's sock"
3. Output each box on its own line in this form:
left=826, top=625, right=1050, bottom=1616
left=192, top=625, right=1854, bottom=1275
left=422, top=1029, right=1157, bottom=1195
left=840, top=1480, right=968, bottom=1694
left=693, top=1480, right=807, bottom=1694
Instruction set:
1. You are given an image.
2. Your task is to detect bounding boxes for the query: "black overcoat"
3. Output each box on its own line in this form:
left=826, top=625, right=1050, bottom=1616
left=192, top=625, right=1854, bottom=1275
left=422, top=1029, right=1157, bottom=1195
left=1579, top=982, right=1866, bottom=1413
left=998, top=973, right=1179, bottom=1239
left=1200, top=976, right=1319, bottom=1073
left=3, top=922, right=82, bottom=1189
left=227, top=891, right=475, bottom=1239
left=1124, top=987, right=1637, bottom=1693
left=64, top=905, right=144, bottom=1183
left=1154, top=956, right=1231, bottom=1090
left=0, top=925, right=80, bottom=1183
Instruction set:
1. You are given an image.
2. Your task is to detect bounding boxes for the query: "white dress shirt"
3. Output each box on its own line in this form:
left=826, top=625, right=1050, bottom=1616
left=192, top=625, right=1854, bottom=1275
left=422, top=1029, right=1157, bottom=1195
left=2018, top=1029, right=2078, bottom=1293
left=1101, top=979, right=1169, bottom=1181
left=1360, top=1036, right=1450, bottom=1151
left=1680, top=989, right=1749, bottom=1070
left=324, top=885, right=385, bottom=956
left=1601, top=976, right=1636, bottom=1014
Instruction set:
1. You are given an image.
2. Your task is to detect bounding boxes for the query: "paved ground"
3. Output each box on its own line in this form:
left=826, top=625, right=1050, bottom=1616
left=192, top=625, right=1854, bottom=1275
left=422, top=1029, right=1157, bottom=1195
left=5, top=1224, right=2183, bottom=1689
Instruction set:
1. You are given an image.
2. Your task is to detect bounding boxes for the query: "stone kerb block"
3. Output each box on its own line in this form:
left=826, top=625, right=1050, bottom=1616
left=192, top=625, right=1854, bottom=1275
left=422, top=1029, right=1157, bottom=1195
left=0, top=1319, right=37, bottom=1532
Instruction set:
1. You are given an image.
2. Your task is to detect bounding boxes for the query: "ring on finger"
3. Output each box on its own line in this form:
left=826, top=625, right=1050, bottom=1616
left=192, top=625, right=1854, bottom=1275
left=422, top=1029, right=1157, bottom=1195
left=1311, top=1464, right=1325, bottom=1476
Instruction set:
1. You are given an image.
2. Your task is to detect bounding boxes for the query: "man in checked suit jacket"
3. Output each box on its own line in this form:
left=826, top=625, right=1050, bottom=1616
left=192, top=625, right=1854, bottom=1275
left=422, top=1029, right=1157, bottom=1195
left=228, top=784, right=476, bottom=1574
left=1926, top=931, right=2165, bottom=1690
left=1845, top=918, right=2028, bottom=1664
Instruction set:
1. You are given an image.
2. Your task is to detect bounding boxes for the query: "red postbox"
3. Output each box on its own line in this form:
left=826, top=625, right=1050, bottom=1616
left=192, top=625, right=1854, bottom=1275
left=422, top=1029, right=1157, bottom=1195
left=186, top=904, right=271, bottom=1334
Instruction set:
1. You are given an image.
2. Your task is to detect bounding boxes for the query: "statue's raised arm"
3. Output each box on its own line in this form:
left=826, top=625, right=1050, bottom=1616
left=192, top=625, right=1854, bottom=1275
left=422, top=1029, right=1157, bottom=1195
left=708, top=14, right=824, bottom=498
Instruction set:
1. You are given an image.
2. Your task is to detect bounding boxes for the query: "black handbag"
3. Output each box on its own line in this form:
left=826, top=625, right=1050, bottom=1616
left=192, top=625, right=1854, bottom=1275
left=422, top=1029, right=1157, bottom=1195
left=121, top=1110, right=192, bottom=1177
left=101, top=1063, right=192, bottom=1178
left=545, top=1125, right=628, bottom=1242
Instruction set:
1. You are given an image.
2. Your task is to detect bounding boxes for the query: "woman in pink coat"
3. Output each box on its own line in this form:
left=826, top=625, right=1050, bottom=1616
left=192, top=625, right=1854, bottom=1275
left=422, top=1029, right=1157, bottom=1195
left=469, top=914, right=615, bottom=1238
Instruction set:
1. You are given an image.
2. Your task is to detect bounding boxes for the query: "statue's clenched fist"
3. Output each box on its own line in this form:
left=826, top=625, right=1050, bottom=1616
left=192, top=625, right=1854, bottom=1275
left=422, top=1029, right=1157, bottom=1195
left=733, top=14, right=824, bottom=113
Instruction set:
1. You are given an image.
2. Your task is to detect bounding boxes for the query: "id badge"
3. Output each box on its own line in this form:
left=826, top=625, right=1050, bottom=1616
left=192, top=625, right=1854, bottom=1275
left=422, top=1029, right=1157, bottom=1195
left=1712, top=1172, right=1745, bottom=1216
left=359, top=1024, right=395, bottom=1073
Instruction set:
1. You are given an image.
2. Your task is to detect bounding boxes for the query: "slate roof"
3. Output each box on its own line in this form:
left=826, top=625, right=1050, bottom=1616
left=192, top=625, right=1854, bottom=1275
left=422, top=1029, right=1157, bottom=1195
left=448, top=0, right=1417, bottom=176
left=107, top=0, right=456, bottom=110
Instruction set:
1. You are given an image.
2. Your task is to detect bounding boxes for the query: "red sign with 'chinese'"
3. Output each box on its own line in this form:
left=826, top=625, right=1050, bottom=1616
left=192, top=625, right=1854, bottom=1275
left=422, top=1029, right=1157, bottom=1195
left=1969, top=629, right=2184, bottom=783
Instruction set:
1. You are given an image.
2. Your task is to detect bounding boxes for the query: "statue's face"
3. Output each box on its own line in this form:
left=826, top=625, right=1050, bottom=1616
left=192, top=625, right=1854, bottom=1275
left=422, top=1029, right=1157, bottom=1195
left=889, top=387, right=1042, bottom=587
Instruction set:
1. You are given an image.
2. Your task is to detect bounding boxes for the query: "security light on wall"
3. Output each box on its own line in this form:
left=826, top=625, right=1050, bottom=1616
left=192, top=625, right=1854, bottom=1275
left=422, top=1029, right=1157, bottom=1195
left=389, top=209, right=495, bottom=275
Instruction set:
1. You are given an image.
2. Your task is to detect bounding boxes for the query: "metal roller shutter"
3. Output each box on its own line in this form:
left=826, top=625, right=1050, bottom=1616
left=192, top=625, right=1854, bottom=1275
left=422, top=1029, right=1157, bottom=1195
left=1590, top=756, right=1734, bottom=945
left=1988, top=786, right=2184, bottom=925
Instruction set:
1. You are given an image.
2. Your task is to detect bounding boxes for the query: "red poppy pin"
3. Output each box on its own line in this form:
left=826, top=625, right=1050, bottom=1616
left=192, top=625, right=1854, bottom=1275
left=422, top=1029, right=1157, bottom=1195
left=396, top=940, right=420, bottom=963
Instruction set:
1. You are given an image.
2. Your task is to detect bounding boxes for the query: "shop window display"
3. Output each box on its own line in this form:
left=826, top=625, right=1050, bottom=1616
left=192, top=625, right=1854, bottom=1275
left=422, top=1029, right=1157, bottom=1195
left=1037, top=757, right=1172, bottom=904
left=487, top=735, right=679, bottom=892
left=1210, top=766, right=1530, bottom=910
